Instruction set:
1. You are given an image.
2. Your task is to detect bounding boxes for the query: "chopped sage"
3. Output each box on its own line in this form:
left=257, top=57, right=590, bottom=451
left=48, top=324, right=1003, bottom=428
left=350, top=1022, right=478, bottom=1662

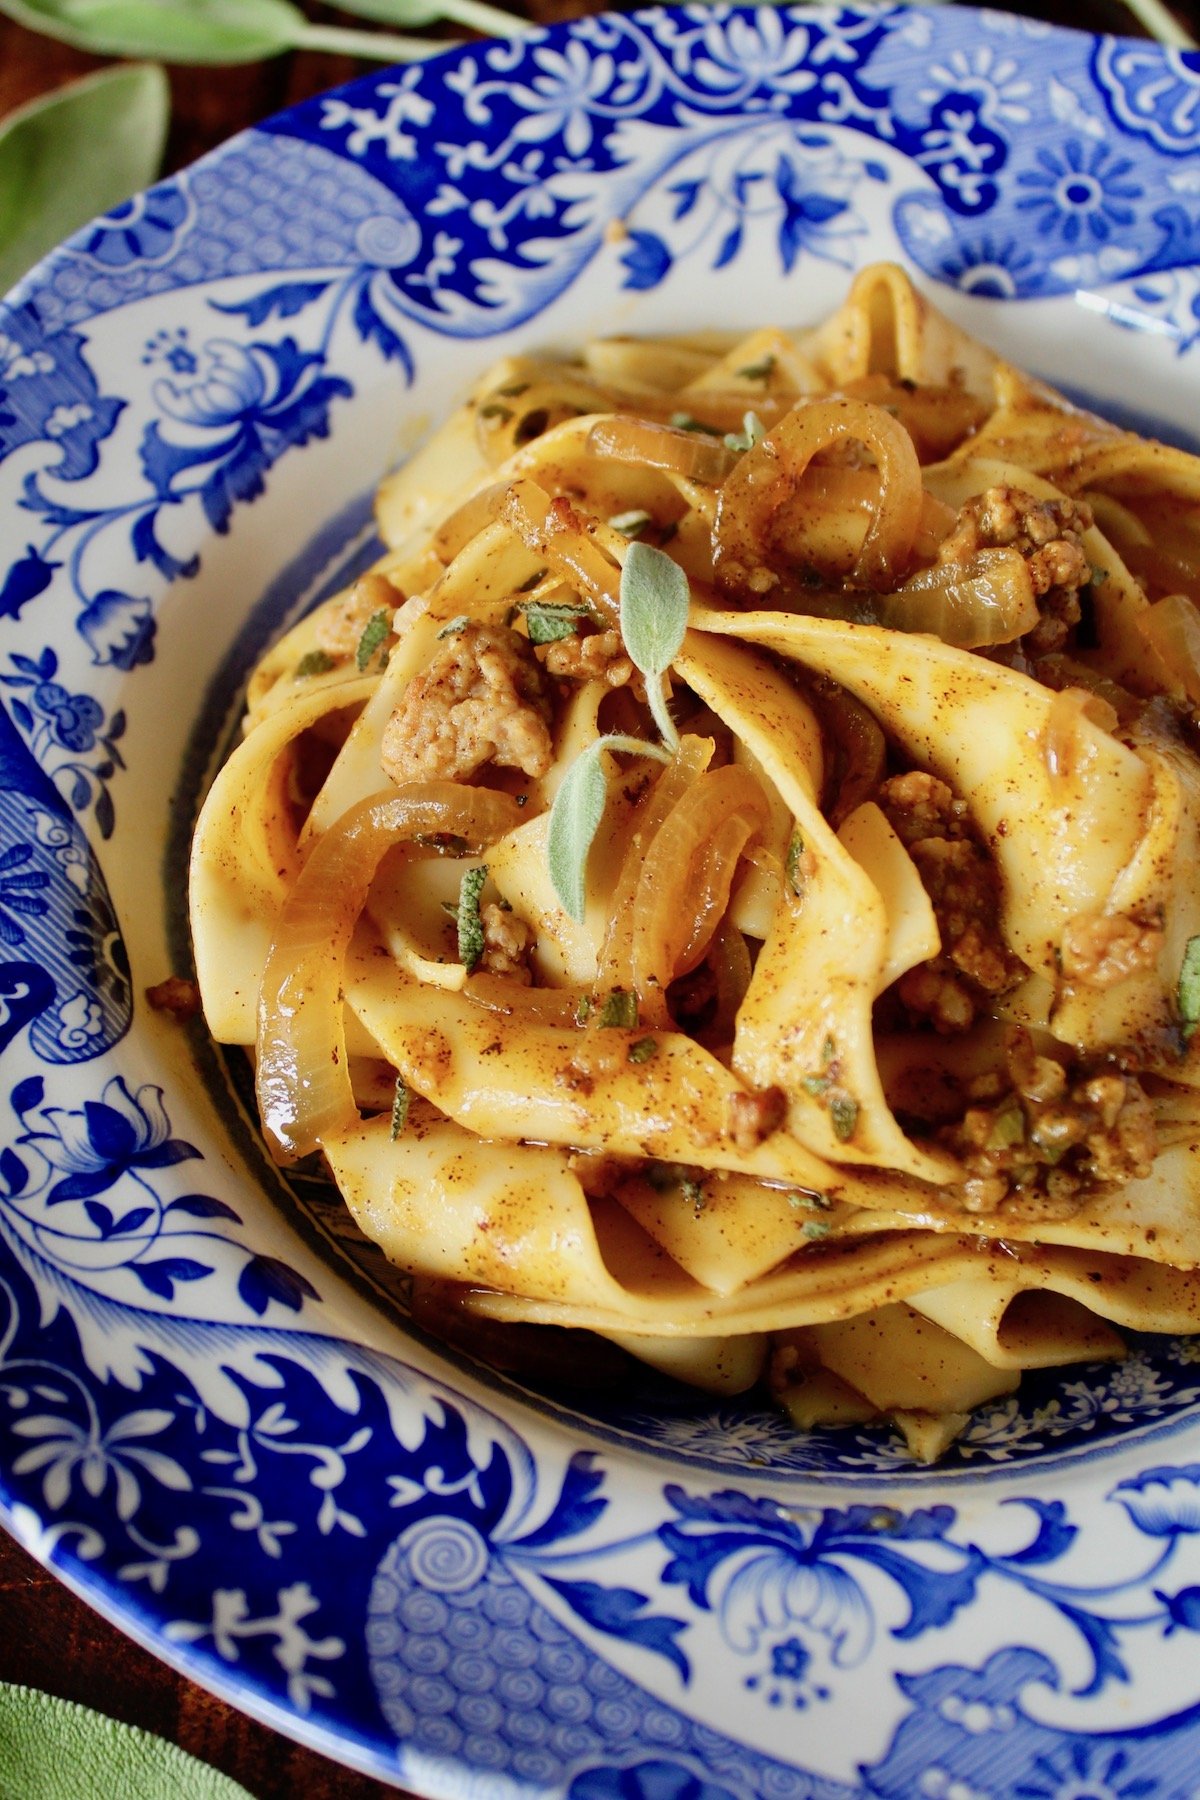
left=829, top=1093, right=859, bottom=1142
left=356, top=607, right=391, bottom=671
left=523, top=599, right=595, bottom=644
left=294, top=648, right=336, bottom=678
left=456, top=864, right=488, bottom=971
left=609, top=509, right=653, bottom=539
left=802, top=1218, right=832, bottom=1241
left=1180, top=935, right=1200, bottom=1040
left=627, top=1035, right=659, bottom=1064
left=681, top=1174, right=706, bottom=1215
left=390, top=1077, right=410, bottom=1141
left=723, top=410, right=766, bottom=454
left=737, top=354, right=776, bottom=382
left=436, top=615, right=472, bottom=639
left=598, top=988, right=638, bottom=1030
left=786, top=832, right=806, bottom=897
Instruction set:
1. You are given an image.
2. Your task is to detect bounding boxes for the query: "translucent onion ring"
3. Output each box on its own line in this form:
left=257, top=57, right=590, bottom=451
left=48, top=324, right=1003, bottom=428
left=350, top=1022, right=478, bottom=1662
left=256, top=782, right=524, bottom=1162
left=631, top=763, right=770, bottom=1013
left=714, top=396, right=925, bottom=596
left=503, top=478, right=621, bottom=625
left=587, top=416, right=736, bottom=485
left=1136, top=592, right=1200, bottom=704
left=595, top=735, right=714, bottom=1007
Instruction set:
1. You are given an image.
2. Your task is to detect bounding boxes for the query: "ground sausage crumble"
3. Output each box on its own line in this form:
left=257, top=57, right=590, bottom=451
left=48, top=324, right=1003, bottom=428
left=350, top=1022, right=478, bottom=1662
left=382, top=621, right=554, bottom=785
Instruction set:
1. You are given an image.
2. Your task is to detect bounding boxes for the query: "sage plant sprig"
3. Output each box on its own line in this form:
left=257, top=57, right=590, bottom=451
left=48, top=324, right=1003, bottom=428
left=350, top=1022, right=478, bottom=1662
left=0, top=0, right=528, bottom=67
left=547, top=542, right=690, bottom=923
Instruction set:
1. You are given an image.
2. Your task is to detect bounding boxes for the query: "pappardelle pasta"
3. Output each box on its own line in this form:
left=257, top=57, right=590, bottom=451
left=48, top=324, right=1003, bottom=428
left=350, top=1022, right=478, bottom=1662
left=190, top=263, right=1200, bottom=1461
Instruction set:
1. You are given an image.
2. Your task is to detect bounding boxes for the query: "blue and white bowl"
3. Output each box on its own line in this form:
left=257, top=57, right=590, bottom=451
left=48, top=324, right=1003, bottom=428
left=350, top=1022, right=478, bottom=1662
left=4, top=6, right=1200, bottom=1791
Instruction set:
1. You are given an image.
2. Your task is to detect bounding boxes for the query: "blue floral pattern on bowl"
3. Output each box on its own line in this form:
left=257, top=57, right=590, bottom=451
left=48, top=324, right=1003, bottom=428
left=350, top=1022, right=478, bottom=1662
left=4, top=6, right=1200, bottom=1794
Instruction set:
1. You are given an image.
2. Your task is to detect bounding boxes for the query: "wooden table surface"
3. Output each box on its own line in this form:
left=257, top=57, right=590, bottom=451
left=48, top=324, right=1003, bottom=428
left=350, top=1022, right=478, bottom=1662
left=0, top=0, right=1197, bottom=1795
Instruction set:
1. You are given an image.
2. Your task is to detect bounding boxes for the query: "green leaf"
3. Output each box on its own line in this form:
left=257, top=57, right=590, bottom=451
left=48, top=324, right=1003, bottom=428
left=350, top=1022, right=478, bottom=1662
left=723, top=410, right=767, bottom=454
left=1180, top=935, right=1200, bottom=1039
left=620, top=541, right=690, bottom=753
left=390, top=1076, right=410, bottom=1139
left=294, top=648, right=336, bottom=678
left=0, top=64, right=169, bottom=295
left=356, top=607, right=391, bottom=671
left=0, top=0, right=307, bottom=59
left=547, top=740, right=609, bottom=924
left=627, top=1034, right=658, bottom=1063
left=0, top=0, right=444, bottom=63
left=522, top=600, right=595, bottom=645
left=456, top=864, right=488, bottom=971
left=0, top=1682, right=254, bottom=1800
left=598, top=988, right=638, bottom=1030
left=333, top=0, right=532, bottom=39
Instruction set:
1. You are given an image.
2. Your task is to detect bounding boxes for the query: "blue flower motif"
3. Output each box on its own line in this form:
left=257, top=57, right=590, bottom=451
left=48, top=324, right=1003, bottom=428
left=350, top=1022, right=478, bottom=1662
left=29, top=681, right=103, bottom=752
left=1016, top=140, right=1142, bottom=246
left=770, top=1635, right=810, bottom=1681
left=78, top=591, right=155, bottom=671
left=0, top=844, right=49, bottom=948
left=153, top=339, right=268, bottom=430
left=79, top=182, right=189, bottom=268
left=1112, top=1464, right=1200, bottom=1535
left=1015, top=1740, right=1158, bottom=1800
left=19, top=1074, right=199, bottom=1205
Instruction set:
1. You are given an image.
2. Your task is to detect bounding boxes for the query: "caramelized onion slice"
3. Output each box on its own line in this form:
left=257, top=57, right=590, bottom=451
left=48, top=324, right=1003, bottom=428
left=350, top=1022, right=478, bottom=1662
left=588, top=416, right=735, bottom=485
left=1137, top=592, right=1200, bottom=703
left=256, top=783, right=523, bottom=1163
left=883, top=546, right=1040, bottom=646
left=713, top=396, right=924, bottom=596
left=631, top=763, right=771, bottom=1007
left=504, top=478, right=621, bottom=625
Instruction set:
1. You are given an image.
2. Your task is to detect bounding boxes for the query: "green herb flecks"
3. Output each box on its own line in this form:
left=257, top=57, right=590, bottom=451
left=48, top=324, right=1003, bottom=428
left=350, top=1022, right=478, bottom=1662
left=456, top=864, right=488, bottom=972
left=522, top=600, right=596, bottom=645
left=598, top=988, right=638, bottom=1030
left=737, top=354, right=776, bottom=383
left=802, top=1218, right=832, bottom=1241
left=478, top=402, right=513, bottom=422
left=668, top=412, right=721, bottom=436
left=627, top=1035, right=659, bottom=1064
left=681, top=1174, right=706, bottom=1216
left=575, top=994, right=593, bottom=1026
left=723, top=410, right=767, bottom=454
left=390, top=1078, right=411, bottom=1141
left=294, top=648, right=336, bottom=679
left=786, top=832, right=807, bottom=897
left=545, top=541, right=688, bottom=921
left=356, top=607, right=391, bottom=671
left=436, top=615, right=472, bottom=639
left=1180, top=936, right=1200, bottom=1040
left=829, top=1092, right=859, bottom=1142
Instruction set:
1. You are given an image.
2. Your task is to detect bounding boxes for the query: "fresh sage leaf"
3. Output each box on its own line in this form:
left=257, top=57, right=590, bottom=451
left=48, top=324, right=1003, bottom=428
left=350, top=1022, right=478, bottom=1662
left=620, top=540, right=690, bottom=754
left=1180, top=935, right=1200, bottom=1040
left=333, top=0, right=532, bottom=40
left=547, top=730, right=672, bottom=923
left=390, top=1077, right=410, bottom=1140
left=356, top=607, right=391, bottom=671
left=523, top=600, right=595, bottom=645
left=0, top=64, right=169, bottom=296
left=723, top=410, right=766, bottom=454
left=294, top=648, right=336, bottom=678
left=0, top=0, right=441, bottom=64
left=547, top=740, right=609, bottom=924
left=456, top=864, right=488, bottom=971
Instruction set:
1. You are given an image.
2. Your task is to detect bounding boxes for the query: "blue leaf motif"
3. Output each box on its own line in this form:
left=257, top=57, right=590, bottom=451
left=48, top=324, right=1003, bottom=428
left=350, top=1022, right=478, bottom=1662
left=237, top=1253, right=319, bottom=1316
left=0, top=1146, right=27, bottom=1194
left=131, top=508, right=199, bottom=582
left=84, top=1200, right=114, bottom=1237
left=542, top=1575, right=690, bottom=1680
left=620, top=231, right=673, bottom=292
left=714, top=224, right=742, bottom=270
left=132, top=1256, right=211, bottom=1299
left=166, top=1193, right=241, bottom=1223
left=999, top=1498, right=1078, bottom=1565
left=198, top=428, right=267, bottom=535
left=113, top=1205, right=153, bottom=1236
left=669, top=180, right=702, bottom=221
left=11, top=1076, right=44, bottom=1115
left=509, top=1451, right=606, bottom=1551
left=352, top=282, right=414, bottom=378
left=209, top=280, right=331, bottom=327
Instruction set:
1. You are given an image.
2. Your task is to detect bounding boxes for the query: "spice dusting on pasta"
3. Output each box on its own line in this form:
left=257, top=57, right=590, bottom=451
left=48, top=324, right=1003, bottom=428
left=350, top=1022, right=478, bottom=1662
left=190, top=263, right=1200, bottom=1463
